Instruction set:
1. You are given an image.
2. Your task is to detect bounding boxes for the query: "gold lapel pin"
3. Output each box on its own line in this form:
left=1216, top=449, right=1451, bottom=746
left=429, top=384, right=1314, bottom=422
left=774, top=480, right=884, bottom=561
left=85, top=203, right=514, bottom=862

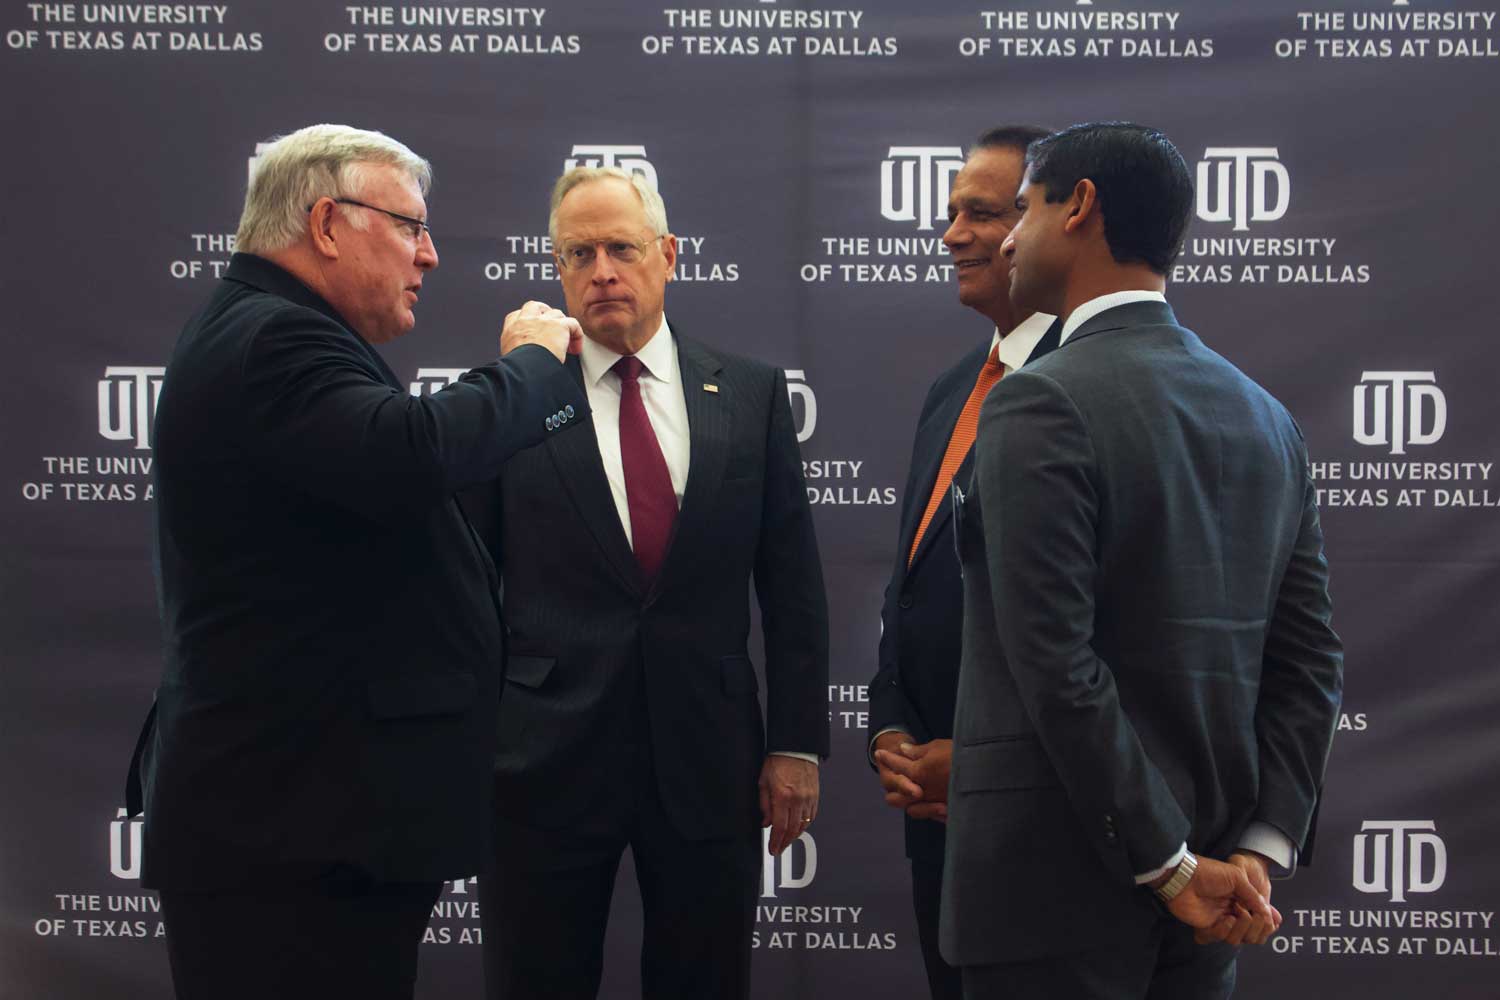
left=703, top=383, right=719, bottom=394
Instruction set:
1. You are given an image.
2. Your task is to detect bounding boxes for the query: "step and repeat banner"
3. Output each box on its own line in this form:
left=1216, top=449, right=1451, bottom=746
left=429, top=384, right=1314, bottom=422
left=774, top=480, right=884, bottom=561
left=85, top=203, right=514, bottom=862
left=3, top=0, right=1498, bottom=996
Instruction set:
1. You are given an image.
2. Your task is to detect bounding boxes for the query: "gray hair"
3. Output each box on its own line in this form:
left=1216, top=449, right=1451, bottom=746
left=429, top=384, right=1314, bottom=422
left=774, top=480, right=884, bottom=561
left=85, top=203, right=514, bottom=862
left=235, top=124, right=432, bottom=255
left=547, top=167, right=668, bottom=244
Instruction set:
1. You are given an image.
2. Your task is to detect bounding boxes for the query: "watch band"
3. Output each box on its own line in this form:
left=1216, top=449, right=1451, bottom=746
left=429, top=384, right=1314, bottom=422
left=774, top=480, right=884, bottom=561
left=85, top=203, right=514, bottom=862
left=1154, top=851, right=1198, bottom=903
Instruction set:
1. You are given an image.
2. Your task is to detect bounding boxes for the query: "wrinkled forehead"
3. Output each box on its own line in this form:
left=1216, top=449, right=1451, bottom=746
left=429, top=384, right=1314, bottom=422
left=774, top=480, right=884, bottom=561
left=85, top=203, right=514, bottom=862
left=352, top=161, right=428, bottom=214
left=555, top=178, right=653, bottom=237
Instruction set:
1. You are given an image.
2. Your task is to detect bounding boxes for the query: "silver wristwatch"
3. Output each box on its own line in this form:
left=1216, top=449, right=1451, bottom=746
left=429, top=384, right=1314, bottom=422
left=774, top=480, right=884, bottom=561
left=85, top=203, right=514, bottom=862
left=1153, top=852, right=1199, bottom=904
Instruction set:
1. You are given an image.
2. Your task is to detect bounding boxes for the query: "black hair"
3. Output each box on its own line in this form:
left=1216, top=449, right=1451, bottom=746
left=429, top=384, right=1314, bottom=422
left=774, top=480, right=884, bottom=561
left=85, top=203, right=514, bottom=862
left=971, top=124, right=1051, bottom=157
left=1025, top=122, right=1192, bottom=274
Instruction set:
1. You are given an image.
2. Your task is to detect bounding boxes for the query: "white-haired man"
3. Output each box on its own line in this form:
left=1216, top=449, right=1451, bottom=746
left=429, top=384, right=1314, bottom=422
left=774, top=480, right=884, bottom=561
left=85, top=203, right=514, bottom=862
left=125, top=123, right=587, bottom=1000
left=467, top=167, right=828, bottom=999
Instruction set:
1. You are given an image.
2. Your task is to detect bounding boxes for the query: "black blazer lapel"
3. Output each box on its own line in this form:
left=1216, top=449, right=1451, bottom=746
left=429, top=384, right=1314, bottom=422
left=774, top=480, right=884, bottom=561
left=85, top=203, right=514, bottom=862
left=905, top=341, right=988, bottom=573
left=1028, top=317, right=1063, bottom=363
left=906, top=319, right=1062, bottom=571
left=904, top=397, right=965, bottom=573
left=651, top=335, right=729, bottom=599
left=545, top=356, right=643, bottom=597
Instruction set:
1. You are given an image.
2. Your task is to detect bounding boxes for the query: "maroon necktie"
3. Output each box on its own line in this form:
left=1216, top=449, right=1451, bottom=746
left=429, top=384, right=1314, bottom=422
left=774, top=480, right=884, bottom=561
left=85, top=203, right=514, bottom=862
left=613, top=356, right=677, bottom=583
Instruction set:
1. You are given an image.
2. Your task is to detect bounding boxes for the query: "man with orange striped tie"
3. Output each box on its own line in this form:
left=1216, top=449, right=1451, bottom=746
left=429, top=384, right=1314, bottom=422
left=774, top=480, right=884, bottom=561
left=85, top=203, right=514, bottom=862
left=868, top=125, right=1059, bottom=1000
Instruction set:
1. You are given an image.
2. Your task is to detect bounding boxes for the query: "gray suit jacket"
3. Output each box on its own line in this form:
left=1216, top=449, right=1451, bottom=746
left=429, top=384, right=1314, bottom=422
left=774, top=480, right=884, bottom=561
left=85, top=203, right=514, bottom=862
left=940, top=300, right=1343, bottom=965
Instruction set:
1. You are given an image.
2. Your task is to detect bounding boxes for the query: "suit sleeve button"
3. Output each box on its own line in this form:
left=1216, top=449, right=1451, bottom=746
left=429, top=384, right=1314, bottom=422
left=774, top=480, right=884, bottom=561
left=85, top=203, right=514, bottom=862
left=565, top=404, right=576, bottom=418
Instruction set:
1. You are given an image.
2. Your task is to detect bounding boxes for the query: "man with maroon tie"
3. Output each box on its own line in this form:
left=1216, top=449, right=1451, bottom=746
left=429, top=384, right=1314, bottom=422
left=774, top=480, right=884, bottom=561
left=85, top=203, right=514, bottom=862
left=867, top=125, right=1059, bottom=1000
left=470, top=167, right=829, bottom=1000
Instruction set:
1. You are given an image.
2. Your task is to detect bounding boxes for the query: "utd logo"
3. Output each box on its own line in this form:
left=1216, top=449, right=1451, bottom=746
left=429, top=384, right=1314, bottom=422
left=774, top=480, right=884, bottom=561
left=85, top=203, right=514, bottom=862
left=564, top=145, right=659, bottom=189
left=761, top=829, right=816, bottom=898
left=785, top=370, right=816, bottom=443
left=110, top=808, right=143, bottom=880
left=410, top=368, right=468, bottom=396
left=1353, top=371, right=1446, bottom=456
left=1196, top=148, right=1291, bottom=232
left=1353, top=820, right=1447, bottom=903
left=98, top=366, right=165, bottom=450
left=880, top=146, right=964, bottom=232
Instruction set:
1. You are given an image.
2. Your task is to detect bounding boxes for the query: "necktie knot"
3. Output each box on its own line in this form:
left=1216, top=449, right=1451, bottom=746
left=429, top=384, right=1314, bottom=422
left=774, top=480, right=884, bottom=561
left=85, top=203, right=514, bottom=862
left=613, top=356, right=645, bottom=383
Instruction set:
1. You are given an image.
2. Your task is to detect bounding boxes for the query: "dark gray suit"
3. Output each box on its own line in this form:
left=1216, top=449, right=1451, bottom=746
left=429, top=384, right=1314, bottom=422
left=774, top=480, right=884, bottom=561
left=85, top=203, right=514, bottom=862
left=941, top=300, right=1342, bottom=995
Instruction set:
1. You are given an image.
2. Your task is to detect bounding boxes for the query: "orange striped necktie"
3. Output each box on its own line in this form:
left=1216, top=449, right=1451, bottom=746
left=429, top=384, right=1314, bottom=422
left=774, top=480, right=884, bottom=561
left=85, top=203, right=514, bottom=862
left=908, top=345, right=1005, bottom=566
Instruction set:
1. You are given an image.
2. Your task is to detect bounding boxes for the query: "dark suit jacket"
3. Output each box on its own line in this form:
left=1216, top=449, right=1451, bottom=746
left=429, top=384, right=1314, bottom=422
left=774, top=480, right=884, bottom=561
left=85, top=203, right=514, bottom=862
left=941, top=301, right=1343, bottom=964
left=467, top=331, right=829, bottom=841
left=869, top=322, right=1060, bottom=865
left=128, top=252, right=587, bottom=890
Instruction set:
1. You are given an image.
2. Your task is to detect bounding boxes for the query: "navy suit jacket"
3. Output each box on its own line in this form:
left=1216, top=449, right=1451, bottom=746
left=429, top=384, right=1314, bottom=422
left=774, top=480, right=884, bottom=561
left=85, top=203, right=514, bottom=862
left=869, top=320, right=1060, bottom=864
left=128, top=253, right=587, bottom=890
left=466, top=332, right=830, bottom=840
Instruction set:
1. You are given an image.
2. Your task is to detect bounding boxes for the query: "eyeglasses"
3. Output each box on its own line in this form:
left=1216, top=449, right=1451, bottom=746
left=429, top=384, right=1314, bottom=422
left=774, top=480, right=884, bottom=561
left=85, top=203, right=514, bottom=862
left=554, top=236, right=664, bottom=271
left=313, top=197, right=432, bottom=241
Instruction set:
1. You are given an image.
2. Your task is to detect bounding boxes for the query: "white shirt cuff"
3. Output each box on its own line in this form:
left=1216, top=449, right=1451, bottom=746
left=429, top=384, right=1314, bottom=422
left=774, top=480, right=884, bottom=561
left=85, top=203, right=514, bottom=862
left=770, top=751, right=820, bottom=766
left=1238, top=821, right=1297, bottom=878
left=1135, top=842, right=1188, bottom=885
left=867, top=727, right=912, bottom=765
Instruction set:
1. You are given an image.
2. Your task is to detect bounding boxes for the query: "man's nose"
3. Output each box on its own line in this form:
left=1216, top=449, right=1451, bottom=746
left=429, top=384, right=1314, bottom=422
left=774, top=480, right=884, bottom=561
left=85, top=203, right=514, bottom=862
left=590, top=248, right=619, bottom=282
left=416, top=229, right=439, bottom=271
left=1000, top=233, right=1016, bottom=260
left=942, top=217, right=967, bottom=251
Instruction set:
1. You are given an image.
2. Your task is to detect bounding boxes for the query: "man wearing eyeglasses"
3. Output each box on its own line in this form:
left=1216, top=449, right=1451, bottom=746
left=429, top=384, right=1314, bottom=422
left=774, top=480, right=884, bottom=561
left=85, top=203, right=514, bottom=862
left=466, top=167, right=829, bottom=1000
left=125, top=124, right=588, bottom=1000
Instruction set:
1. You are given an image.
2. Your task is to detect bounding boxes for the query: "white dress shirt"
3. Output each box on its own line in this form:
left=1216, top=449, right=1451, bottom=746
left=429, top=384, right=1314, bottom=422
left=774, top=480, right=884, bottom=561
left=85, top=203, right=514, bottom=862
left=990, top=310, right=1058, bottom=374
left=578, top=316, right=690, bottom=548
left=1061, top=291, right=1297, bottom=882
left=578, top=317, right=817, bottom=766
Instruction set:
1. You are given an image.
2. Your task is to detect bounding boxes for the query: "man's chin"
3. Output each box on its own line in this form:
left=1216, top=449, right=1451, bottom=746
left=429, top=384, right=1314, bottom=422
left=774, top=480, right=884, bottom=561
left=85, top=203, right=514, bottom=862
left=958, top=286, right=1006, bottom=317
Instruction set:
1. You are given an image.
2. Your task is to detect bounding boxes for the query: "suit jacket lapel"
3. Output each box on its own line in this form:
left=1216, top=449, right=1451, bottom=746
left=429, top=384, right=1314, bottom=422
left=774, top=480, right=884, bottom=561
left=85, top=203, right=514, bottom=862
left=905, top=319, right=1064, bottom=572
left=904, top=380, right=971, bottom=574
left=1028, top=317, right=1064, bottom=363
left=651, top=334, right=728, bottom=599
left=545, top=355, right=644, bottom=597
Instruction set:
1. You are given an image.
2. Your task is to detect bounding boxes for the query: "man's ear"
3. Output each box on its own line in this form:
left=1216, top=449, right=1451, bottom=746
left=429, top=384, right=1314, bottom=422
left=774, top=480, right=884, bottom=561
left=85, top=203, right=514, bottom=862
left=1064, top=179, right=1097, bottom=235
left=660, top=233, right=678, bottom=281
left=308, top=198, right=341, bottom=260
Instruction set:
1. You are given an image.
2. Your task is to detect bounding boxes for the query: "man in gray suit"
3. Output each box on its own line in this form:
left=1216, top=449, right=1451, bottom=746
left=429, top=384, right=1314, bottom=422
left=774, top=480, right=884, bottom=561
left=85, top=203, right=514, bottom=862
left=941, top=122, right=1343, bottom=999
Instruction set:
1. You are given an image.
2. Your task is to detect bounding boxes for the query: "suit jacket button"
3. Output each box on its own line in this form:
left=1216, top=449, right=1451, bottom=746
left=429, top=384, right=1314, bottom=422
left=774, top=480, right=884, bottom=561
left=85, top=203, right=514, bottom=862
left=898, top=595, right=913, bottom=610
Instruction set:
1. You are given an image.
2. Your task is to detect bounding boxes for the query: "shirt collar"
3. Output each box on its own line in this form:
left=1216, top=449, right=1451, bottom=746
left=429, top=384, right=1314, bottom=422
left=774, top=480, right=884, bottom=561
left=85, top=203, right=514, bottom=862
left=1060, top=290, right=1166, bottom=344
left=989, top=311, right=1057, bottom=372
left=579, top=314, right=675, bottom=387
